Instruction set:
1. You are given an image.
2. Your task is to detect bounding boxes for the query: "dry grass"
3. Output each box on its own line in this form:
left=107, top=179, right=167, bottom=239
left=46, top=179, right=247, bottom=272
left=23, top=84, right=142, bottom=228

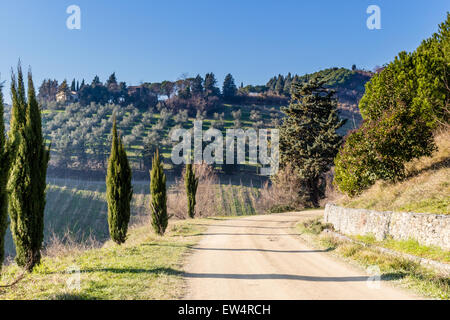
left=168, top=163, right=222, bottom=219
left=338, top=129, right=450, bottom=214
left=0, top=218, right=207, bottom=300
left=43, top=230, right=101, bottom=259
left=168, top=163, right=259, bottom=218
left=257, top=163, right=306, bottom=213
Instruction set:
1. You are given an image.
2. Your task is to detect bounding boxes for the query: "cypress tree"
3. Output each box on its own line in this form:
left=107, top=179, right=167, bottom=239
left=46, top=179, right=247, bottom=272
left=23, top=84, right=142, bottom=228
left=149, top=150, right=168, bottom=235
left=106, top=115, right=133, bottom=244
left=275, top=75, right=284, bottom=95
left=222, top=73, right=237, bottom=101
left=0, top=83, right=9, bottom=271
left=279, top=77, right=345, bottom=207
left=191, top=74, right=204, bottom=96
left=283, top=73, right=292, bottom=96
left=7, top=65, right=50, bottom=271
left=204, top=73, right=220, bottom=97
left=184, top=163, right=198, bottom=219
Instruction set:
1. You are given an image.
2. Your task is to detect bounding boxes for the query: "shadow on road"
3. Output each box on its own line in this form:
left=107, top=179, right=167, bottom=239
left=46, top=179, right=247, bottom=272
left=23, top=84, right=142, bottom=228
left=192, top=223, right=291, bottom=229
left=191, top=247, right=332, bottom=254
left=183, top=272, right=369, bottom=282
left=200, top=233, right=299, bottom=236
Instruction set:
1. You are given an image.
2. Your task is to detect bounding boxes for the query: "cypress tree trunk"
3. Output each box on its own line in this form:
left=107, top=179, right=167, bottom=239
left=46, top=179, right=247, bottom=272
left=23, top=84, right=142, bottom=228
left=150, top=150, right=168, bottom=235
left=184, top=163, right=198, bottom=218
left=106, top=115, right=133, bottom=244
left=0, top=84, right=9, bottom=271
left=7, top=66, right=50, bottom=271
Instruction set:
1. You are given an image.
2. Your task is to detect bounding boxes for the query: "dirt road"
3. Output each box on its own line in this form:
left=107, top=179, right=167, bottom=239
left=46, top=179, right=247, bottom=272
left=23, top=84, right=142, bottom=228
left=183, top=211, right=418, bottom=300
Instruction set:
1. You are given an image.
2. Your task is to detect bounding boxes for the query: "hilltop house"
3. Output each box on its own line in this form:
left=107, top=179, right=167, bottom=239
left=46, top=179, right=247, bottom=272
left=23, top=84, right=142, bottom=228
left=56, top=90, right=79, bottom=103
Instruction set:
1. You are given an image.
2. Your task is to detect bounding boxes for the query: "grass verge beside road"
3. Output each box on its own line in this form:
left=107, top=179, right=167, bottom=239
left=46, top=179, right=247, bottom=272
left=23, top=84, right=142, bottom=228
left=295, top=218, right=450, bottom=300
left=0, top=219, right=207, bottom=300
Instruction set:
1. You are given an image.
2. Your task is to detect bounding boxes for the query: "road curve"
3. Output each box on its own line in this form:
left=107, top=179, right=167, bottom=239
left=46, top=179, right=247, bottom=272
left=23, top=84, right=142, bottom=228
left=183, top=211, right=419, bottom=300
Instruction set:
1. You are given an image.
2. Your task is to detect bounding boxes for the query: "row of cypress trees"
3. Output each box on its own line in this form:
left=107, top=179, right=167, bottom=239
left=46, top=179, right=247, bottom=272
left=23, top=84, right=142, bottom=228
left=0, top=64, right=199, bottom=270
left=0, top=64, right=50, bottom=272
left=106, top=122, right=200, bottom=243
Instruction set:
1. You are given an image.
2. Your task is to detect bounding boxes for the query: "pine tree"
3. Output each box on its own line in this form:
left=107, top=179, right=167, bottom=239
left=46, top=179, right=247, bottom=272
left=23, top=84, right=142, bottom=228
left=106, top=115, right=133, bottom=244
left=150, top=150, right=168, bottom=235
left=191, top=74, right=204, bottom=96
left=222, top=73, right=237, bottom=101
left=92, top=75, right=101, bottom=86
left=275, top=75, right=284, bottom=95
left=0, top=83, right=9, bottom=271
left=58, top=79, right=69, bottom=94
left=70, top=79, right=76, bottom=91
left=204, top=73, right=220, bottom=96
left=266, top=76, right=277, bottom=91
left=279, top=78, right=345, bottom=207
left=223, top=74, right=237, bottom=97
left=184, top=163, right=199, bottom=219
left=283, top=73, right=292, bottom=96
left=106, top=72, right=117, bottom=87
left=8, top=65, right=50, bottom=271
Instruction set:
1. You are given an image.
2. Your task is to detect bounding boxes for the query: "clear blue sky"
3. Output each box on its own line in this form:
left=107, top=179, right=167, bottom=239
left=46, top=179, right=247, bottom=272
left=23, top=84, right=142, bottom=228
left=0, top=0, right=448, bottom=102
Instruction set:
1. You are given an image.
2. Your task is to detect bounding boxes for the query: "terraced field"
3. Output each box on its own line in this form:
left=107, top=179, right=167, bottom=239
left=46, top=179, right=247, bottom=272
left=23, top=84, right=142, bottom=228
left=40, top=102, right=282, bottom=172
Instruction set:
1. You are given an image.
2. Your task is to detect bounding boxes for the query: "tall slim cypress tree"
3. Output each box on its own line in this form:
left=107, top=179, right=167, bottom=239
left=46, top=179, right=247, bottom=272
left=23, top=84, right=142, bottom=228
left=0, top=83, right=9, bottom=271
left=106, top=115, right=133, bottom=244
left=279, top=78, right=345, bottom=207
left=222, top=73, right=237, bottom=101
left=7, top=65, right=50, bottom=271
left=150, top=150, right=168, bottom=235
left=184, top=163, right=198, bottom=219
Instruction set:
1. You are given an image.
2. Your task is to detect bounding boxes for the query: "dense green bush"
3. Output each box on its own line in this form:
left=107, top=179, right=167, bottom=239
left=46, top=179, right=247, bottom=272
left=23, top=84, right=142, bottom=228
left=335, top=14, right=449, bottom=196
left=334, top=130, right=376, bottom=196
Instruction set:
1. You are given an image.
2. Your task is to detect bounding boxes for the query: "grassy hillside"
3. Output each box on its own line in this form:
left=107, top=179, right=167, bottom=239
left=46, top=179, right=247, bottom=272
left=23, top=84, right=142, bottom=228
left=0, top=219, right=207, bottom=300
left=338, top=129, right=450, bottom=214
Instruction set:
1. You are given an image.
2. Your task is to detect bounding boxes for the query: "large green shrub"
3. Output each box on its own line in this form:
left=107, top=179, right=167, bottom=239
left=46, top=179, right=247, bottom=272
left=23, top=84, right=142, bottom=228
left=335, top=14, right=449, bottom=196
left=334, top=130, right=376, bottom=196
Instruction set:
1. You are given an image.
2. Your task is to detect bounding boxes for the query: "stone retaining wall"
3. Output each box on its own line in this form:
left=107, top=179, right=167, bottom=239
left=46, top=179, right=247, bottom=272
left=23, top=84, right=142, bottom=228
left=324, top=204, right=450, bottom=250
